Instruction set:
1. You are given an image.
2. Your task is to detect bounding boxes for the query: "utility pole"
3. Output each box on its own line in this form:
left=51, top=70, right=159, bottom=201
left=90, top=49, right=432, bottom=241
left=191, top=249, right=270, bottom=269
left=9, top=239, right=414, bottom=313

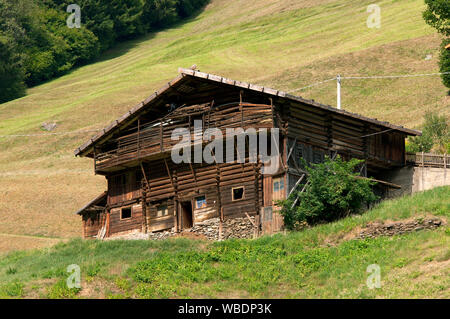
left=337, top=74, right=341, bottom=110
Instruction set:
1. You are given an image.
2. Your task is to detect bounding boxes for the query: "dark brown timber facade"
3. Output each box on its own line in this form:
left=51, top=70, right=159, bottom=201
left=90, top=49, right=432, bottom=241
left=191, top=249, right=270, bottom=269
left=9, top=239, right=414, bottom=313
left=75, top=68, right=420, bottom=239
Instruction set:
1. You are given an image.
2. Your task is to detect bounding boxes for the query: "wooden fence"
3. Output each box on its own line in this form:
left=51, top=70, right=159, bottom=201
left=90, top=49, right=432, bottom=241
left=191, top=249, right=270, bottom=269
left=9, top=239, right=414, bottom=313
left=406, top=152, right=450, bottom=168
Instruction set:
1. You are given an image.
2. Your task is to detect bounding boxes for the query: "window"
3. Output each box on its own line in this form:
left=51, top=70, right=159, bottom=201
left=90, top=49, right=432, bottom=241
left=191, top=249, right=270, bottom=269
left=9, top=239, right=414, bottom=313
left=121, top=207, right=132, bottom=219
left=157, top=205, right=168, bottom=217
left=273, top=178, right=284, bottom=192
left=232, top=187, right=244, bottom=201
left=195, top=196, right=207, bottom=209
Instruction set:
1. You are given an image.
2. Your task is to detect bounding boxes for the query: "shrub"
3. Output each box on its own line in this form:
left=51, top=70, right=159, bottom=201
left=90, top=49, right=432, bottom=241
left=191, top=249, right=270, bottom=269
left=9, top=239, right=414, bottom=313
left=407, top=111, right=449, bottom=153
left=278, top=156, right=378, bottom=230
left=46, top=279, right=80, bottom=299
left=0, top=281, right=24, bottom=297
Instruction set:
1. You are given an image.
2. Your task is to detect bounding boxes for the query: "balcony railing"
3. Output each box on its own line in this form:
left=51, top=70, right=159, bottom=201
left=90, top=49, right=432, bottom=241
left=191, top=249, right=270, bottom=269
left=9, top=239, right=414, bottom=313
left=406, top=152, right=450, bottom=168
left=94, top=102, right=274, bottom=172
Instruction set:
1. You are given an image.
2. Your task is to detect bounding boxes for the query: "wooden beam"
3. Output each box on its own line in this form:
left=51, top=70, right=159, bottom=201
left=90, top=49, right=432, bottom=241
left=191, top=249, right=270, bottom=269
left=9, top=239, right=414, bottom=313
left=140, top=162, right=150, bottom=190
left=288, top=173, right=305, bottom=197
left=164, top=158, right=176, bottom=191
left=354, top=176, right=401, bottom=189
left=286, top=137, right=297, bottom=164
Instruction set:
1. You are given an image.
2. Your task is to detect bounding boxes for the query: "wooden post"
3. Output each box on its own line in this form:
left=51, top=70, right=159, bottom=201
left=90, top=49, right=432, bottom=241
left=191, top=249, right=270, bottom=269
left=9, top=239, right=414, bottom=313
left=142, top=188, right=147, bottom=234
left=137, top=118, right=141, bottom=159
left=174, top=197, right=179, bottom=232
left=93, top=146, right=97, bottom=174
left=362, top=125, right=368, bottom=177
left=106, top=210, right=110, bottom=238
left=421, top=152, right=425, bottom=192
left=160, top=122, right=163, bottom=152
left=173, top=169, right=179, bottom=232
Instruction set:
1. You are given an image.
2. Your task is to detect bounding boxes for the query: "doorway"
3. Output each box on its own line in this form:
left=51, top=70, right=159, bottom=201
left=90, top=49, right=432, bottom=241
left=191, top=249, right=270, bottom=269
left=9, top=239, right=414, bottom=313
left=180, top=201, right=193, bottom=230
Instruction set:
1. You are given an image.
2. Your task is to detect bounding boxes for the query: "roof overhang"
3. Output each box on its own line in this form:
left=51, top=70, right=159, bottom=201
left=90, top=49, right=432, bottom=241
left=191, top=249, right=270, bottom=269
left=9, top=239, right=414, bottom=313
left=74, top=68, right=421, bottom=157
left=75, top=191, right=107, bottom=215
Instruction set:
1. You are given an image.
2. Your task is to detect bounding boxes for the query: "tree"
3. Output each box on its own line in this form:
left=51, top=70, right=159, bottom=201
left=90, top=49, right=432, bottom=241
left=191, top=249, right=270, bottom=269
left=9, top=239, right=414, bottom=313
left=278, top=156, right=378, bottom=230
left=0, top=36, right=26, bottom=103
left=406, top=111, right=449, bottom=153
left=0, top=0, right=210, bottom=104
left=423, top=0, right=450, bottom=89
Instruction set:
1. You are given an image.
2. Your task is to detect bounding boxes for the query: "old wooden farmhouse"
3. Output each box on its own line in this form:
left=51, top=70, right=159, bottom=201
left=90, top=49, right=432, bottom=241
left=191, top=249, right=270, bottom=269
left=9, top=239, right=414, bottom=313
left=75, top=68, right=420, bottom=239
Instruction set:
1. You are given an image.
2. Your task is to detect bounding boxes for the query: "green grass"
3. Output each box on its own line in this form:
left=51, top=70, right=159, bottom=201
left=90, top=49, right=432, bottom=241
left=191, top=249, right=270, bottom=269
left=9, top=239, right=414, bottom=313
left=0, top=186, right=448, bottom=299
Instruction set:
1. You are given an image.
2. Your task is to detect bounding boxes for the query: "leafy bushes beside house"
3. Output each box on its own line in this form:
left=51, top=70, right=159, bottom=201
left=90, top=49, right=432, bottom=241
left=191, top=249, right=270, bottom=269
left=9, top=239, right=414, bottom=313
left=278, top=156, right=378, bottom=230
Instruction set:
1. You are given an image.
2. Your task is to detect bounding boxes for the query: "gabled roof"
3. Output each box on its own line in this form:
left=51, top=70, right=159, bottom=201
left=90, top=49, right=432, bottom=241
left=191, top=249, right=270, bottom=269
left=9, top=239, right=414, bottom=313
left=75, top=68, right=421, bottom=157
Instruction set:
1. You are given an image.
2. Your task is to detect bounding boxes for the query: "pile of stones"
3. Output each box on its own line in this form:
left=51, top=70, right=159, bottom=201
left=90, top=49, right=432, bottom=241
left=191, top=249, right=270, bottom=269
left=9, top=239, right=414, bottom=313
left=148, top=230, right=177, bottom=240
left=222, top=217, right=256, bottom=240
left=187, top=218, right=221, bottom=240
left=186, top=216, right=257, bottom=240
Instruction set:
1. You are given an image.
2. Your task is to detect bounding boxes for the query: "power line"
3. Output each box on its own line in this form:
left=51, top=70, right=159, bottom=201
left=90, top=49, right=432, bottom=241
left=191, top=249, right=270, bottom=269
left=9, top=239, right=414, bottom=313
left=341, top=72, right=450, bottom=80
left=289, top=77, right=336, bottom=92
left=289, top=71, right=450, bottom=92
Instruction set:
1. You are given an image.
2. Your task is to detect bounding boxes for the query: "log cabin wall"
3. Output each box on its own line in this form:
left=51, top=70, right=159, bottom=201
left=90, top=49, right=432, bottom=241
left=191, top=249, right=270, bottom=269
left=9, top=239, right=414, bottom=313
left=104, top=158, right=264, bottom=235
left=109, top=204, right=143, bottom=236
left=82, top=212, right=104, bottom=238
left=285, top=101, right=407, bottom=174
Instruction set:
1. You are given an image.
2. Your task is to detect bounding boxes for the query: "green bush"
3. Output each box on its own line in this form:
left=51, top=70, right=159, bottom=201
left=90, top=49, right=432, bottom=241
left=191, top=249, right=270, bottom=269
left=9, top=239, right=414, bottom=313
left=407, top=111, right=449, bottom=153
left=278, top=156, right=378, bottom=230
left=46, top=279, right=80, bottom=299
left=423, top=0, right=450, bottom=89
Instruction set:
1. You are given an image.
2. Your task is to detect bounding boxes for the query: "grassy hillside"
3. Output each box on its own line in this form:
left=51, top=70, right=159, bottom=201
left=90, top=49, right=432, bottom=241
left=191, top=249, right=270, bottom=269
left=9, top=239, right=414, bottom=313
left=0, top=0, right=448, bottom=246
left=0, top=186, right=448, bottom=299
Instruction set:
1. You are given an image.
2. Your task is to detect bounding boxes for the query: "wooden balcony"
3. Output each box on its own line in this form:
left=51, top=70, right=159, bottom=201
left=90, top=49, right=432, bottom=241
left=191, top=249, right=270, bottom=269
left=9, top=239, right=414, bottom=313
left=94, top=102, right=274, bottom=173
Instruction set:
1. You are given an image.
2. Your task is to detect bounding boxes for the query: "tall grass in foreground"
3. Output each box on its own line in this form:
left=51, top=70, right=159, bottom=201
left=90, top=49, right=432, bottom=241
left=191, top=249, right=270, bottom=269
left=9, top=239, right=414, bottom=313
left=0, top=186, right=448, bottom=298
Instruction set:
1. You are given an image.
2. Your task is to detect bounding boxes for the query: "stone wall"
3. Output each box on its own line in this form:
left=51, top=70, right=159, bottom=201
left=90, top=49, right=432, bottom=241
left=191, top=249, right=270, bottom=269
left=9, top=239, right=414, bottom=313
left=356, top=217, right=443, bottom=239
left=379, top=166, right=450, bottom=198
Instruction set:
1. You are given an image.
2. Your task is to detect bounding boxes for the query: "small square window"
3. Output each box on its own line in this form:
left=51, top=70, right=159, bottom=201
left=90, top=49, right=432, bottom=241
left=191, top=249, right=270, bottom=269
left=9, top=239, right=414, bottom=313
left=195, top=196, right=207, bottom=209
left=121, top=207, right=132, bottom=219
left=157, top=205, right=168, bottom=217
left=232, top=187, right=244, bottom=201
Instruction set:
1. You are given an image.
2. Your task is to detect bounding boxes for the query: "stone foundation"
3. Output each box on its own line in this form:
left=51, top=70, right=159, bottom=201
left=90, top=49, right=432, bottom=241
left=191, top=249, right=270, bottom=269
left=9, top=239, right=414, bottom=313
left=186, top=217, right=256, bottom=240
left=145, top=216, right=257, bottom=241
